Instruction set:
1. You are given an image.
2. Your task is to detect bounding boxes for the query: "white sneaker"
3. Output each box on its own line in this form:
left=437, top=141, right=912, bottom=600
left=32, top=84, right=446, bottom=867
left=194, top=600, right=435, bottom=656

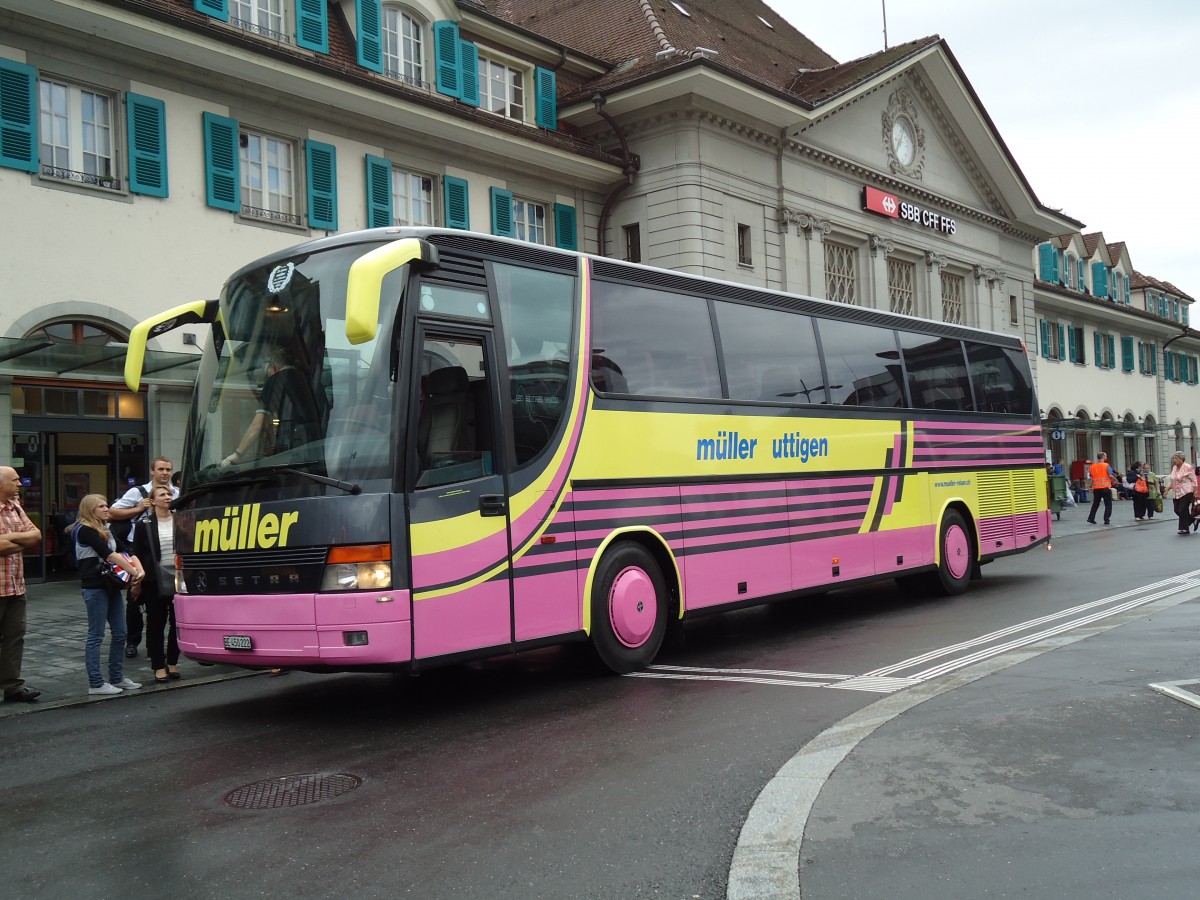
left=88, top=683, right=122, bottom=695
left=113, top=677, right=142, bottom=690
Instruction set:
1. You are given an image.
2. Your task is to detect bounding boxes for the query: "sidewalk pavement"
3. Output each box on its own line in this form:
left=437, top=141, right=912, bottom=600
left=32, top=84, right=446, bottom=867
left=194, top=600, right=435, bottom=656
left=2, top=494, right=1170, bottom=718
left=1, top=578, right=256, bottom=718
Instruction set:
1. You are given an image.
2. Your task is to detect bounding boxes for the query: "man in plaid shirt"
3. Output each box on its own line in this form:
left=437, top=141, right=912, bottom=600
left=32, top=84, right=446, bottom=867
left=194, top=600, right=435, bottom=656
left=0, top=465, right=42, bottom=703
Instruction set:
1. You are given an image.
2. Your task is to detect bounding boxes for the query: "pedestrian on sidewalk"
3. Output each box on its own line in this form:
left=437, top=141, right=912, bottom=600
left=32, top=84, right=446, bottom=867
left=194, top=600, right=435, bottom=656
left=0, top=465, right=42, bottom=704
left=1086, top=452, right=1118, bottom=525
left=131, top=486, right=179, bottom=684
left=1165, top=451, right=1197, bottom=535
left=74, top=494, right=146, bottom=696
left=108, top=457, right=177, bottom=660
left=1143, top=461, right=1163, bottom=518
left=1128, top=461, right=1151, bottom=521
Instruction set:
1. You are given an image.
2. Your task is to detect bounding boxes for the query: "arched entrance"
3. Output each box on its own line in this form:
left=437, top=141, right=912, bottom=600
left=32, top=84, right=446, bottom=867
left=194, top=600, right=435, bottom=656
left=7, top=319, right=148, bottom=581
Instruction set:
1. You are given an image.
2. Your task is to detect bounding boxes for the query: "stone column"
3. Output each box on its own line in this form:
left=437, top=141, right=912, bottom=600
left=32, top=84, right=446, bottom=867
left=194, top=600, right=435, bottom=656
left=869, top=234, right=894, bottom=312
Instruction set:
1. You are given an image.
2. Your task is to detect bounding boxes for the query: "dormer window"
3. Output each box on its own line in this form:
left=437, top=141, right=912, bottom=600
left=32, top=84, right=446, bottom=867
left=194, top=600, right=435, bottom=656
left=479, top=56, right=524, bottom=120
left=383, top=5, right=425, bottom=87
left=1064, top=253, right=1075, bottom=288
left=232, top=0, right=287, bottom=42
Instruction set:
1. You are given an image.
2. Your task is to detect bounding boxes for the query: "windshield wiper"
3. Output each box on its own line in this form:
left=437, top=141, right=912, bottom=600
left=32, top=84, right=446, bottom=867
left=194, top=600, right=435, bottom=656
left=172, top=464, right=360, bottom=510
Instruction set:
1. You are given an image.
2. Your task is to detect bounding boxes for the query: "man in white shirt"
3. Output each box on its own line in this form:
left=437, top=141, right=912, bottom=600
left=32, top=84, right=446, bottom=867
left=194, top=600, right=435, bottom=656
left=108, top=457, right=179, bottom=658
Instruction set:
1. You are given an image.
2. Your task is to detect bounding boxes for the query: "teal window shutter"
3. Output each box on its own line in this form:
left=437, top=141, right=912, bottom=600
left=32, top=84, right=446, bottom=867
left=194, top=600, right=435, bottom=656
left=1067, top=326, right=1077, bottom=363
left=1039, top=320, right=1050, bottom=358
left=1166, top=352, right=1176, bottom=381
left=1093, top=331, right=1102, bottom=367
left=444, top=175, right=469, bottom=229
left=432, top=21, right=462, bottom=98
left=357, top=0, right=383, bottom=73
left=194, top=0, right=229, bottom=20
left=1037, top=244, right=1058, bottom=282
left=1121, top=335, right=1134, bottom=372
left=295, top=0, right=329, bottom=54
left=554, top=203, right=577, bottom=250
left=1077, top=259, right=1085, bottom=289
left=1152, top=348, right=1158, bottom=376
left=1106, top=334, right=1115, bottom=368
left=202, top=111, right=239, bottom=211
left=306, top=139, right=337, bottom=230
left=1091, top=261, right=1106, bottom=298
left=0, top=58, right=38, bottom=173
left=126, top=93, right=168, bottom=197
left=459, top=41, right=480, bottom=107
left=534, top=67, right=557, bottom=129
left=1138, top=343, right=1145, bottom=373
left=1057, top=324, right=1066, bottom=361
left=490, top=187, right=514, bottom=237
left=365, top=154, right=392, bottom=228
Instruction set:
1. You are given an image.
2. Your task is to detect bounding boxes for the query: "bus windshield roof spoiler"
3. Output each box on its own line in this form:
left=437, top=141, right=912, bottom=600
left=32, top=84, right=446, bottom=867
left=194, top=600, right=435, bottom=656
left=125, top=300, right=221, bottom=392
left=345, top=237, right=439, bottom=344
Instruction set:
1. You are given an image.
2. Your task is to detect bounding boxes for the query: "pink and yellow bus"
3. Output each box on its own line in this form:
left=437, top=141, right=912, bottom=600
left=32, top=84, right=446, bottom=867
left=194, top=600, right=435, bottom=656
left=126, top=228, right=1049, bottom=674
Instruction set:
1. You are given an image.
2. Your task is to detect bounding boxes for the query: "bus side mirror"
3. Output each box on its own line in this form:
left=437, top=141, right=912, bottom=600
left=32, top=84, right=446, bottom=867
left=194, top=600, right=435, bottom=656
left=346, top=238, right=440, bottom=345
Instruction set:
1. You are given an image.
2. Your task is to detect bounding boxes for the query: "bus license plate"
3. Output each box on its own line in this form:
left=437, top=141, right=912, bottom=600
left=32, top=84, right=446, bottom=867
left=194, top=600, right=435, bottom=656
left=223, top=634, right=253, bottom=651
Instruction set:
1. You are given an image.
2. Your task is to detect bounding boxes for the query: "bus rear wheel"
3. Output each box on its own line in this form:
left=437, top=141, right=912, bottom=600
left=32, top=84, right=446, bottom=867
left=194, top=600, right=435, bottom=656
left=930, top=508, right=973, bottom=596
left=590, top=542, right=667, bottom=674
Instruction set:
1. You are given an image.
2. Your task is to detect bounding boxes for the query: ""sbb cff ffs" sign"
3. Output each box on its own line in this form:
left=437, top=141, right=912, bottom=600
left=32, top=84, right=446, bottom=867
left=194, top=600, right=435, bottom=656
left=862, top=186, right=956, bottom=235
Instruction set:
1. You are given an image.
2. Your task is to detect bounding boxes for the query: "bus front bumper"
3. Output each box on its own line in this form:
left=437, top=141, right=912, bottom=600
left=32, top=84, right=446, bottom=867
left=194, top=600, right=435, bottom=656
left=174, top=590, right=412, bottom=667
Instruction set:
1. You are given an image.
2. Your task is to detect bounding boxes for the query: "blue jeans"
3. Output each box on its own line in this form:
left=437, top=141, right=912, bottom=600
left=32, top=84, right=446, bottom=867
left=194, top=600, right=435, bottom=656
left=83, top=585, right=127, bottom=688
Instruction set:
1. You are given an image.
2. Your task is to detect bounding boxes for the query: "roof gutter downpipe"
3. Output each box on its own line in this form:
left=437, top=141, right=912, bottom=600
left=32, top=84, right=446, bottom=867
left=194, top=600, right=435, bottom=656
left=593, top=93, right=640, bottom=258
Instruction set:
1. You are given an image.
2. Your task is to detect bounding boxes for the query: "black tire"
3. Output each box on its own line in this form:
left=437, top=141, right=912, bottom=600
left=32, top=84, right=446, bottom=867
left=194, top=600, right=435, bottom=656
left=589, top=542, right=668, bottom=674
left=929, top=508, right=973, bottom=596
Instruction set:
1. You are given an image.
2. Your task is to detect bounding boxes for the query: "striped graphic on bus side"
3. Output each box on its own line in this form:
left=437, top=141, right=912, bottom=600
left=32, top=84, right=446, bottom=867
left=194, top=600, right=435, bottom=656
left=911, top=421, right=1044, bottom=468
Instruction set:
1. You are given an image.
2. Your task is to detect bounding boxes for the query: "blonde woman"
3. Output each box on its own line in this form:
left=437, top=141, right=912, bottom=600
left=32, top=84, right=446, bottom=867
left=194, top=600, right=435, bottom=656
left=74, top=494, right=145, bottom=695
left=1165, top=452, right=1198, bottom=535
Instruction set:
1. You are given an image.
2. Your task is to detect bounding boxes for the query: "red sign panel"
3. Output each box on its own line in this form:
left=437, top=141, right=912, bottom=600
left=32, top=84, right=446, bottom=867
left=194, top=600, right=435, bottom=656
left=863, top=186, right=899, bottom=218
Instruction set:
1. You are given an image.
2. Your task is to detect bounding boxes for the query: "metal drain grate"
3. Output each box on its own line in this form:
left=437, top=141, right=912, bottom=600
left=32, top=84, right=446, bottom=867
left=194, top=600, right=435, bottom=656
left=223, top=773, right=363, bottom=809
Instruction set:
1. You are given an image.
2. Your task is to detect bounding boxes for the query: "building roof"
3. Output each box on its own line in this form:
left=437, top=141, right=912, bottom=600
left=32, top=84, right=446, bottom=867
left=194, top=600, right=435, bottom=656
left=488, top=0, right=944, bottom=108
left=1131, top=271, right=1195, bottom=302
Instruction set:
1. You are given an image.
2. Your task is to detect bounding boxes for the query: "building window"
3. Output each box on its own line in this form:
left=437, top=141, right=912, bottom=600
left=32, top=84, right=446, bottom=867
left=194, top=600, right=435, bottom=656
left=231, top=0, right=287, bottom=42
left=1009, top=295, right=1018, bottom=325
left=1068, top=326, right=1085, bottom=364
left=513, top=198, right=546, bottom=244
left=390, top=168, right=434, bottom=225
left=383, top=6, right=425, bottom=87
left=824, top=241, right=857, bottom=305
left=941, top=271, right=964, bottom=324
left=38, top=79, right=119, bottom=190
left=887, top=258, right=915, bottom=315
left=1064, top=254, right=1075, bottom=288
left=623, top=223, right=641, bottom=263
left=737, top=223, right=752, bottom=266
left=240, top=130, right=297, bottom=224
left=479, top=57, right=524, bottom=120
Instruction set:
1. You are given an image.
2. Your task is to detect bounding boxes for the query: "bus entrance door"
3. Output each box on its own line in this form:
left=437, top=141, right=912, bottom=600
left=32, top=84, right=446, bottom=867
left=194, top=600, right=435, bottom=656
left=407, top=331, right=514, bottom=663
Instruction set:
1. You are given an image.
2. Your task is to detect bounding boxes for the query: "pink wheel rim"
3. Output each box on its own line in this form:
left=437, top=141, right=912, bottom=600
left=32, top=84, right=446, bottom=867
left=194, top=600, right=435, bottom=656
left=608, top=566, right=656, bottom=648
left=944, top=524, right=970, bottom=580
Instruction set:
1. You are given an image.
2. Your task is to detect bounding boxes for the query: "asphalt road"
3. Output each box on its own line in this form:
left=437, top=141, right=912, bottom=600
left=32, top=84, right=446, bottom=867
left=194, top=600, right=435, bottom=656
left=3, top=508, right=1194, bottom=899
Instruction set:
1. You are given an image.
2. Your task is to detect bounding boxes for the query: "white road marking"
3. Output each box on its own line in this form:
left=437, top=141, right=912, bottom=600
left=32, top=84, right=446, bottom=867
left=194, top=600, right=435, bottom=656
left=633, top=570, right=1200, bottom=694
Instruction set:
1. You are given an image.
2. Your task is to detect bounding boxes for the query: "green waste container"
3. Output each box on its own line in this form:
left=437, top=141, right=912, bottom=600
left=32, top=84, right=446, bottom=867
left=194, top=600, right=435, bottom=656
left=1048, top=473, right=1068, bottom=520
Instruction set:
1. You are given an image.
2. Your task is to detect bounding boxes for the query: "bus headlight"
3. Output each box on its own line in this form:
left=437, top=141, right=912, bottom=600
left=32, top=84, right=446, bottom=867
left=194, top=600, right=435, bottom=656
left=321, top=544, right=392, bottom=592
left=320, top=561, right=392, bottom=592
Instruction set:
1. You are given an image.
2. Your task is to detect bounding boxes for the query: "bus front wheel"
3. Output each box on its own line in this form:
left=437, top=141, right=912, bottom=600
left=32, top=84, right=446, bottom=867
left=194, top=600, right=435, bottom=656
left=931, top=508, right=973, bottom=596
left=590, top=542, right=667, bottom=674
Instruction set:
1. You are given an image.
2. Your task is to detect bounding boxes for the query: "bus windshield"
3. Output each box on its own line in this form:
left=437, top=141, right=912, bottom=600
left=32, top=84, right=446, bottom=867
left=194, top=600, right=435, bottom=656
left=182, top=241, right=401, bottom=494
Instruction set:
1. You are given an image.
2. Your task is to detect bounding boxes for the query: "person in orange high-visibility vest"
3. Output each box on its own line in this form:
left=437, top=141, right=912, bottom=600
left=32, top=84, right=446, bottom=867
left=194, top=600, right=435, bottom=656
left=1086, top=451, right=1118, bottom=526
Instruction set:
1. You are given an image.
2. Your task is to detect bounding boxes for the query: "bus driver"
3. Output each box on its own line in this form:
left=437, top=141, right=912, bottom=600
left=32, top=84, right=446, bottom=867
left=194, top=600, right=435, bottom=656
left=221, top=349, right=320, bottom=468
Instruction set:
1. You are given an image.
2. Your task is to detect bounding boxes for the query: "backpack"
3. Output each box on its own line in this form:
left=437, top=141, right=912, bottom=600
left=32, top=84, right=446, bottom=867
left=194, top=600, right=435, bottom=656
left=114, top=485, right=149, bottom=550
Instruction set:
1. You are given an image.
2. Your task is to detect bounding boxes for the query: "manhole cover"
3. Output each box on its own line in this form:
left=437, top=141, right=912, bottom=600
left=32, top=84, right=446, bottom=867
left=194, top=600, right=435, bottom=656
left=224, top=773, right=363, bottom=809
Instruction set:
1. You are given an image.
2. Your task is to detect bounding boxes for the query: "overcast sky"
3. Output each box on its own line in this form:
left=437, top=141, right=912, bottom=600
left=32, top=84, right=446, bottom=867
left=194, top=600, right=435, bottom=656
left=765, top=0, right=1200, bottom=299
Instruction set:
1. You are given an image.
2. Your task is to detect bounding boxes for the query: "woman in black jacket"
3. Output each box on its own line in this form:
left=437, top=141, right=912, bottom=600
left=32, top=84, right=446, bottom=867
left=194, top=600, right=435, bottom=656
left=131, top=485, right=178, bottom=683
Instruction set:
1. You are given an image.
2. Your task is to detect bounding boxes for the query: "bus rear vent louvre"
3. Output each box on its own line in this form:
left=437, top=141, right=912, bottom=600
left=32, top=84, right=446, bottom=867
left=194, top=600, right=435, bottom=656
left=976, top=471, right=1039, bottom=547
